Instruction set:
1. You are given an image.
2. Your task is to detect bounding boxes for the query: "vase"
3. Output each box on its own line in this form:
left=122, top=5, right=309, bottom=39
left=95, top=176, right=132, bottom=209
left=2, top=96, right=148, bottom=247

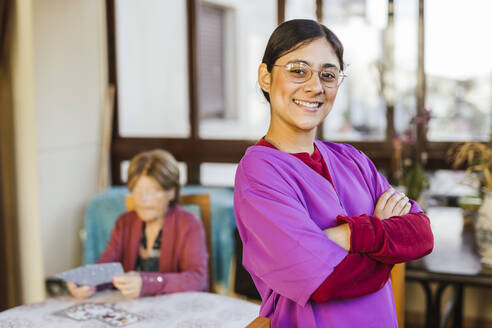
left=475, top=189, right=492, bottom=265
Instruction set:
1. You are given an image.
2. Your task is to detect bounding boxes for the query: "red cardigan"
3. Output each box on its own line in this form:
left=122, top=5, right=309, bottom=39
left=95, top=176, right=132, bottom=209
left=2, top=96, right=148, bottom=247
left=97, top=205, right=209, bottom=296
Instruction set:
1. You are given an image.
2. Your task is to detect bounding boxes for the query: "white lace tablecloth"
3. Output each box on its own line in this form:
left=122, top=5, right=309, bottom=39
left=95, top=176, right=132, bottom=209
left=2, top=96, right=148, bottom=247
left=0, top=291, right=260, bottom=327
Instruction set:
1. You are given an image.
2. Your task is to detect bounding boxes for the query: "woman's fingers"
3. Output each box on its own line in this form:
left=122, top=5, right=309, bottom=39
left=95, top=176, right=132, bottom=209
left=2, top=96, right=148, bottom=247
left=66, top=282, right=77, bottom=292
left=79, top=286, right=95, bottom=299
left=66, top=283, right=94, bottom=299
left=383, top=193, right=405, bottom=213
left=393, top=195, right=409, bottom=215
left=112, top=275, right=130, bottom=287
left=113, top=273, right=142, bottom=298
left=374, top=189, right=413, bottom=219
left=376, top=188, right=395, bottom=210
left=115, top=283, right=138, bottom=298
left=399, top=202, right=412, bottom=216
left=374, top=188, right=395, bottom=219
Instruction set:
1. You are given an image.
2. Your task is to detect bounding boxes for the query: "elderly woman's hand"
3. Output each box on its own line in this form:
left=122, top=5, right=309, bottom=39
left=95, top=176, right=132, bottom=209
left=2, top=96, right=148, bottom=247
left=66, top=282, right=95, bottom=299
left=373, top=188, right=411, bottom=220
left=112, top=271, right=143, bottom=299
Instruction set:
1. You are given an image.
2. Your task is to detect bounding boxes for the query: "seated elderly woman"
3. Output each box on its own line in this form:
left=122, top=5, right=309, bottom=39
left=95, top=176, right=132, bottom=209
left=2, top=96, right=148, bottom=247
left=67, top=149, right=208, bottom=299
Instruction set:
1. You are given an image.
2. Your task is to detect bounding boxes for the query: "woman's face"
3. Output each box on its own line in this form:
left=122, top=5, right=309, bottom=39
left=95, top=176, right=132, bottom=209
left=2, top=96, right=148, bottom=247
left=131, top=175, right=175, bottom=222
left=260, top=38, right=341, bottom=133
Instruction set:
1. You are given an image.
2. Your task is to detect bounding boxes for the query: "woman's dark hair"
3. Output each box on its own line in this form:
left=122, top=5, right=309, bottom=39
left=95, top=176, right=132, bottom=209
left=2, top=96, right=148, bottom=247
left=261, top=19, right=344, bottom=103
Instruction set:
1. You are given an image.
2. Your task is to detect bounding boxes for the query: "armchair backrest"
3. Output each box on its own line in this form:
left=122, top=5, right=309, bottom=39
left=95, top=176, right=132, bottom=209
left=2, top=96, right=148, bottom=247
left=125, top=193, right=214, bottom=292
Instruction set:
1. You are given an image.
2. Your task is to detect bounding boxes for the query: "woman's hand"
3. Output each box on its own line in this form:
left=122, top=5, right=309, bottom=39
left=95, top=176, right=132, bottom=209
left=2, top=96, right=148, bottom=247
left=66, top=282, right=95, bottom=299
left=373, top=188, right=411, bottom=220
left=112, top=271, right=143, bottom=298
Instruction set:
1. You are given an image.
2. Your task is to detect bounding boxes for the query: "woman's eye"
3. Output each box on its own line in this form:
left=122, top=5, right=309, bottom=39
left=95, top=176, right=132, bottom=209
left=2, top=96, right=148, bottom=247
left=321, top=72, right=336, bottom=80
left=290, top=68, right=307, bottom=75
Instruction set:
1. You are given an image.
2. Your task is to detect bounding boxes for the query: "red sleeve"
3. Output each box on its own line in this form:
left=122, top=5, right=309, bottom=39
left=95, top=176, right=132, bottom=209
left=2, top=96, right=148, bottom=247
left=337, top=212, right=434, bottom=263
left=311, top=253, right=392, bottom=303
left=312, top=212, right=433, bottom=302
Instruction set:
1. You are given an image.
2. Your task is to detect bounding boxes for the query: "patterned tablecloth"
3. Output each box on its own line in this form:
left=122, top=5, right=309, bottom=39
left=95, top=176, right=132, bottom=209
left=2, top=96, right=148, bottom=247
left=0, top=291, right=260, bottom=327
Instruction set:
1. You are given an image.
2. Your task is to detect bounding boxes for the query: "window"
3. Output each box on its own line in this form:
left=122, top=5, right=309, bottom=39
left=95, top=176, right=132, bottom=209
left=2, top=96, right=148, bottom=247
left=425, top=0, right=492, bottom=141
left=115, top=0, right=190, bottom=137
left=198, top=0, right=276, bottom=140
left=285, top=0, right=317, bottom=21
left=322, top=0, right=387, bottom=141
left=198, top=3, right=226, bottom=120
left=108, top=0, right=492, bottom=185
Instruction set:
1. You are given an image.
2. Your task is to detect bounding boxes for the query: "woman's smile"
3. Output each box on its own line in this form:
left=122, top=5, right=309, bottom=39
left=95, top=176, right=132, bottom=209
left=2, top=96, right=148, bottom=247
left=293, top=98, right=324, bottom=111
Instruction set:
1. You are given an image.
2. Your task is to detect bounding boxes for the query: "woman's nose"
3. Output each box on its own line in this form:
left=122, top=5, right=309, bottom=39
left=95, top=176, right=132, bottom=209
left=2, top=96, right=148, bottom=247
left=303, top=73, right=324, bottom=93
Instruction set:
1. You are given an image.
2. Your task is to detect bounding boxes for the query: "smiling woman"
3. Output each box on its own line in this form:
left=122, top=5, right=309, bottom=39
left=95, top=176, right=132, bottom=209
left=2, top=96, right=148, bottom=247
left=233, top=19, right=434, bottom=328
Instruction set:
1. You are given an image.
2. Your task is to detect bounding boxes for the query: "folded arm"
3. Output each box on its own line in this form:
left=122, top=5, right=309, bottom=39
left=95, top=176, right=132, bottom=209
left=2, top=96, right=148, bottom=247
left=312, top=189, right=433, bottom=302
left=311, top=253, right=393, bottom=303
left=337, top=212, right=433, bottom=263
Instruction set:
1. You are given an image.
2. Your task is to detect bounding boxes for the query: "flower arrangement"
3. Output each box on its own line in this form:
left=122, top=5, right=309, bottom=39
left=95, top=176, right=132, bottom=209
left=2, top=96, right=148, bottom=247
left=447, top=142, right=492, bottom=190
left=392, top=110, right=432, bottom=201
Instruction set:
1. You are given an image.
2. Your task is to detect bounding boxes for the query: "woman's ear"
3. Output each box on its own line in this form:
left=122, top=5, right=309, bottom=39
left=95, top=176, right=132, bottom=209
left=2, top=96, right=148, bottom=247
left=258, top=63, right=272, bottom=93
left=167, top=188, right=176, bottom=203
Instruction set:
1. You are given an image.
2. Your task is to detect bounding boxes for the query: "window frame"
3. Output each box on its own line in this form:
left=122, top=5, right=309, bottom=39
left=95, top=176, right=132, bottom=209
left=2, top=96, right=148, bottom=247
left=107, top=0, right=471, bottom=186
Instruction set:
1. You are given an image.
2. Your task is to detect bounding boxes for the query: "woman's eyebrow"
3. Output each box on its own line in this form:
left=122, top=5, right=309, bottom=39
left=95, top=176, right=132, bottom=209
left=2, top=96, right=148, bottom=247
left=285, top=59, right=309, bottom=65
left=285, top=59, right=339, bottom=70
left=322, top=63, right=338, bottom=69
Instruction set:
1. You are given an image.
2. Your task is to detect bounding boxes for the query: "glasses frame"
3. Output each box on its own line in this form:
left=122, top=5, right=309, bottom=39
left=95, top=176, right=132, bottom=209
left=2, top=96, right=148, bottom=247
left=131, top=188, right=166, bottom=200
left=273, top=61, right=347, bottom=87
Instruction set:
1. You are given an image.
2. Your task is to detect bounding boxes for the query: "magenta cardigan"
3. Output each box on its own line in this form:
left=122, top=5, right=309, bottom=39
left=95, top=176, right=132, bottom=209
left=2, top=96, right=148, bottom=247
left=97, top=205, right=209, bottom=295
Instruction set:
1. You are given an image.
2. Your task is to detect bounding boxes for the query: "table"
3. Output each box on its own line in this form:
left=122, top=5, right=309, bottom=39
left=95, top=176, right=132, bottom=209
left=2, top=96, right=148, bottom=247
left=0, top=291, right=260, bottom=327
left=406, top=207, right=492, bottom=328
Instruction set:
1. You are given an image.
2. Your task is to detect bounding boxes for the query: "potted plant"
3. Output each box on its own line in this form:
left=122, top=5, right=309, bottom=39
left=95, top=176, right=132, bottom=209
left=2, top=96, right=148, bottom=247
left=448, top=142, right=492, bottom=265
left=448, top=142, right=492, bottom=190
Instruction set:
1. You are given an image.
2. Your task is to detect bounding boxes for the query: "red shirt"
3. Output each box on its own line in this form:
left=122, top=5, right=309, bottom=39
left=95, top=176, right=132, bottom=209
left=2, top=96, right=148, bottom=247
left=255, top=138, right=433, bottom=302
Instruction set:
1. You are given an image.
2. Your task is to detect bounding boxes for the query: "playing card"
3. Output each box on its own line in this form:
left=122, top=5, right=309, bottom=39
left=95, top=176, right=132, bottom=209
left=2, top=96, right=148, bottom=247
left=97, top=309, right=143, bottom=327
left=55, top=262, right=124, bottom=286
left=53, top=303, right=114, bottom=321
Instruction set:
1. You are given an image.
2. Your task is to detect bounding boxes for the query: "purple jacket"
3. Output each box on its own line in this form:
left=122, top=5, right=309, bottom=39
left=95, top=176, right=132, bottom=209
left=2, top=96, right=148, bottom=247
left=97, top=205, right=208, bottom=295
left=234, top=140, right=422, bottom=327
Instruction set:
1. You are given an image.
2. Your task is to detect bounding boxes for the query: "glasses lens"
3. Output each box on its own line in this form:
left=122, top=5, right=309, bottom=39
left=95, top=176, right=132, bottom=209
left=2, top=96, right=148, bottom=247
left=133, top=189, right=164, bottom=199
left=285, top=63, right=311, bottom=83
left=282, top=62, right=345, bottom=87
left=319, top=68, right=340, bottom=87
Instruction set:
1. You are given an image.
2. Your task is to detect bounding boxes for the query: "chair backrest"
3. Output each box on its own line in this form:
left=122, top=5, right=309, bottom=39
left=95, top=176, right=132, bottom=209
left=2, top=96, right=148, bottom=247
left=125, top=193, right=214, bottom=292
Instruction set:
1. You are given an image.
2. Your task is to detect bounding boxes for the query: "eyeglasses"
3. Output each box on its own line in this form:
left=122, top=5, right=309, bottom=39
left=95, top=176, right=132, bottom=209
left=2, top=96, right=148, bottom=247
left=273, top=61, right=347, bottom=88
left=132, top=189, right=165, bottom=199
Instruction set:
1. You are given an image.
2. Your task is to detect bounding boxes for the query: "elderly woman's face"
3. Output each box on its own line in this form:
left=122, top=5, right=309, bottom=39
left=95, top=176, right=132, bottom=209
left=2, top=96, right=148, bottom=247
left=266, top=38, right=341, bottom=133
left=131, top=175, right=175, bottom=222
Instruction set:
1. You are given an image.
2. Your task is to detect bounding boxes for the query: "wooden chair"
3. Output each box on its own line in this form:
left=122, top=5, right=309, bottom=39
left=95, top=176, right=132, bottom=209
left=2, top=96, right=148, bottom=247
left=246, top=317, right=271, bottom=328
left=391, top=263, right=405, bottom=327
left=125, top=193, right=214, bottom=292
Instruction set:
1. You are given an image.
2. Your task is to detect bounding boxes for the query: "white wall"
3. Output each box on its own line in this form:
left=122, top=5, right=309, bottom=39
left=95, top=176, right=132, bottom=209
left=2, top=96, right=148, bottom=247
left=11, top=0, right=107, bottom=302
left=32, top=0, right=108, bottom=277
